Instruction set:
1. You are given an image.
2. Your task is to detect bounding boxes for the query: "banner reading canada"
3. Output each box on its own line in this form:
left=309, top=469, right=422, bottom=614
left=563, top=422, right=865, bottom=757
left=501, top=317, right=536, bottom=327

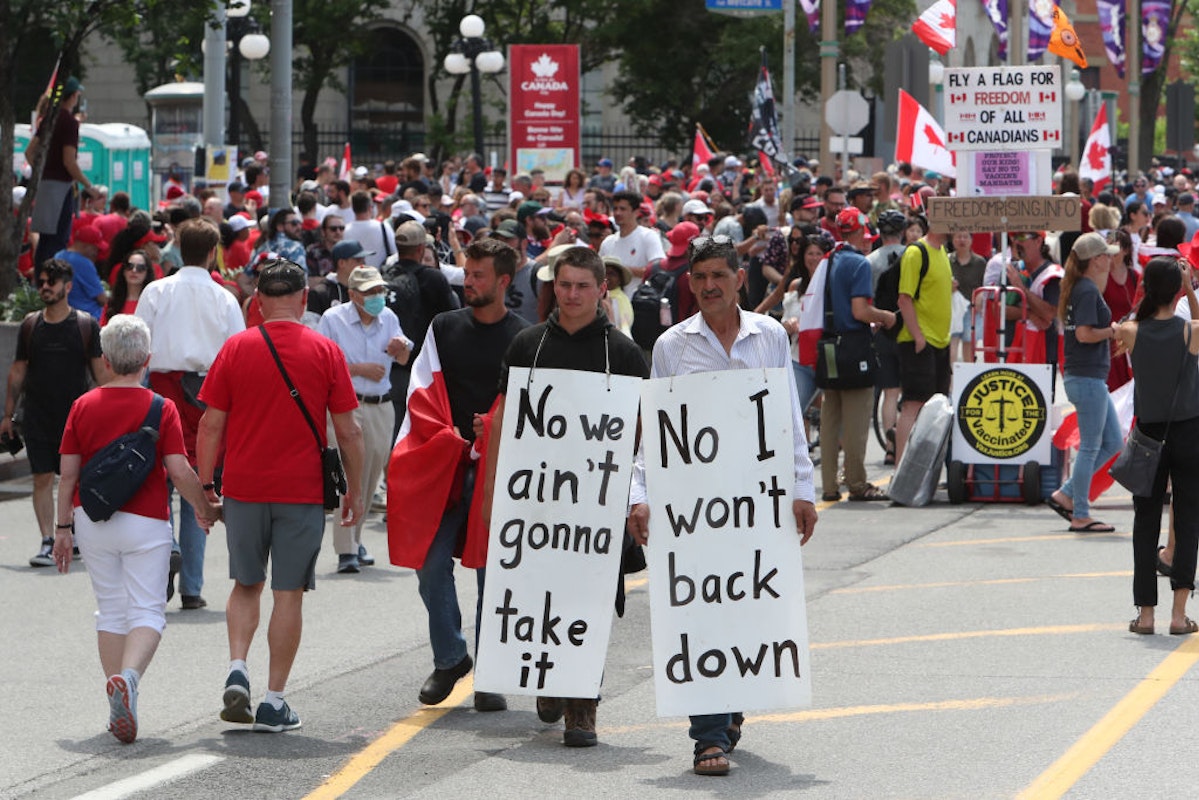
left=508, top=44, right=580, bottom=182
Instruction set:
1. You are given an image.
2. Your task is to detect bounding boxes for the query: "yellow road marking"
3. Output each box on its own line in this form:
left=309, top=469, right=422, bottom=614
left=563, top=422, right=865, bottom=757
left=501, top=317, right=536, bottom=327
left=302, top=678, right=474, bottom=800
left=602, top=693, right=1075, bottom=735
left=813, top=623, right=1123, bottom=650
left=1017, top=636, right=1199, bottom=799
left=918, top=532, right=1130, bottom=547
left=831, top=571, right=1132, bottom=594
left=817, top=474, right=891, bottom=509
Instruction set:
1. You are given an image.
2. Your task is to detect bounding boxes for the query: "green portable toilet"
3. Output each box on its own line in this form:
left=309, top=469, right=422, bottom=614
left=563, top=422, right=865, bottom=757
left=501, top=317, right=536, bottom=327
left=14, top=122, right=152, bottom=210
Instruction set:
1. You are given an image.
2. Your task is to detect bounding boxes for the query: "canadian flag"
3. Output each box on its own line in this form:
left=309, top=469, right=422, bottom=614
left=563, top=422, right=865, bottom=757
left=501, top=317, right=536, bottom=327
left=387, top=327, right=494, bottom=570
left=796, top=256, right=830, bottom=368
left=338, top=142, right=352, bottom=183
left=692, top=125, right=715, bottom=177
left=895, top=89, right=956, bottom=178
left=912, top=0, right=956, bottom=56
left=1078, top=104, right=1111, bottom=193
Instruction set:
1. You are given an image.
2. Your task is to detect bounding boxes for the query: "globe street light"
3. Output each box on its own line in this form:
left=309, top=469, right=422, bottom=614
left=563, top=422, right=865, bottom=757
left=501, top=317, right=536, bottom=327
left=1066, top=69, right=1086, bottom=167
left=444, top=14, right=505, bottom=157
left=228, top=0, right=270, bottom=153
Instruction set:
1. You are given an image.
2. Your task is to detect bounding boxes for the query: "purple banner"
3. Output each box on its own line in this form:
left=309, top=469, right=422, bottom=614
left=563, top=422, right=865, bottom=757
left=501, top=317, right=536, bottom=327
left=845, top=0, right=873, bottom=34
left=800, top=0, right=820, bottom=34
left=1097, top=0, right=1126, bottom=78
left=981, top=0, right=1009, bottom=61
left=1142, top=0, right=1169, bottom=74
left=1027, top=0, right=1058, bottom=62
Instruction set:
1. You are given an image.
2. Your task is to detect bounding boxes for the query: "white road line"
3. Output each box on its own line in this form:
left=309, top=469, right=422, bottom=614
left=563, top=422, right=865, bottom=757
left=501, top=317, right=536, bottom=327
left=71, top=754, right=223, bottom=800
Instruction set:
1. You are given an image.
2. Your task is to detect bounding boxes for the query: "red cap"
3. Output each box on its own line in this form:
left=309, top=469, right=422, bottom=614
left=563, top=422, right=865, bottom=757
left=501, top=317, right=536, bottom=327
left=667, top=221, right=701, bottom=258
left=245, top=190, right=265, bottom=206
left=165, top=184, right=185, bottom=200
left=836, top=208, right=868, bottom=235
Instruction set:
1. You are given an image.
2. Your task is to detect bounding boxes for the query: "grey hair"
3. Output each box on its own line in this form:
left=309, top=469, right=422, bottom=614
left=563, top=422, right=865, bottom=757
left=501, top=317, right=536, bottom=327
left=100, top=315, right=151, bottom=375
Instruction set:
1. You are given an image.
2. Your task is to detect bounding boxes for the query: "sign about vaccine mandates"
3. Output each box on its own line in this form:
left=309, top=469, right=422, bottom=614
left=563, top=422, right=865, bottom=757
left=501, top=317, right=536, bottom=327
left=641, top=369, right=812, bottom=717
left=474, top=368, right=642, bottom=698
left=943, top=65, right=1062, bottom=152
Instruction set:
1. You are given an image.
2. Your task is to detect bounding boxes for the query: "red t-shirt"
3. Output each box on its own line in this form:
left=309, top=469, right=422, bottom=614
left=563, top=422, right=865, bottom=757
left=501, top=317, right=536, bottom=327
left=199, top=320, right=357, bottom=504
left=60, top=388, right=186, bottom=520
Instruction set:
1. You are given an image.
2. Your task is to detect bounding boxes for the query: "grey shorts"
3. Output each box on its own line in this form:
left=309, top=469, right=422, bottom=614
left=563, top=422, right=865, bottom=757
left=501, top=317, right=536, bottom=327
left=224, top=498, right=325, bottom=591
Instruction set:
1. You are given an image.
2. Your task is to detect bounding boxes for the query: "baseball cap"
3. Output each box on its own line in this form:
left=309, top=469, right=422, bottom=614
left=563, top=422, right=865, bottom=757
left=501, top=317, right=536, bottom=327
left=63, top=76, right=83, bottom=95
left=348, top=266, right=387, bottom=293
left=836, top=208, right=869, bottom=235
left=227, top=181, right=246, bottom=194
left=517, top=201, right=543, bottom=223
left=244, top=190, right=264, bottom=206
left=394, top=220, right=427, bottom=247
left=257, top=259, right=307, bottom=296
left=331, top=239, right=375, bottom=261
left=1180, top=193, right=1196, bottom=206
left=800, top=195, right=824, bottom=211
left=493, top=219, right=522, bottom=240
left=725, top=155, right=742, bottom=168
left=299, top=179, right=319, bottom=192
left=227, top=215, right=251, bottom=233
left=1071, top=232, right=1120, bottom=261
left=667, top=221, right=702, bottom=258
left=597, top=158, right=614, bottom=168
left=648, top=174, right=663, bottom=187
left=682, top=199, right=714, bottom=217
left=353, top=166, right=368, bottom=179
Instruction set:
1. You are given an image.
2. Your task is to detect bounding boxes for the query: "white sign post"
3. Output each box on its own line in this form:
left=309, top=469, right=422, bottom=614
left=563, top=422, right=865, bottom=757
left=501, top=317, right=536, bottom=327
left=475, top=368, right=642, bottom=698
left=641, top=369, right=812, bottom=717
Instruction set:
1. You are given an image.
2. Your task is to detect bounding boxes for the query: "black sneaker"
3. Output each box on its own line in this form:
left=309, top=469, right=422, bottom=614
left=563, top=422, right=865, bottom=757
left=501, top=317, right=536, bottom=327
left=337, top=554, right=360, bottom=574
left=221, top=670, right=253, bottom=724
left=166, top=550, right=182, bottom=602
left=419, top=654, right=472, bottom=705
left=29, top=538, right=54, bottom=568
left=357, top=544, right=375, bottom=567
left=253, top=700, right=301, bottom=732
left=473, top=691, right=507, bottom=712
left=180, top=595, right=207, bottom=610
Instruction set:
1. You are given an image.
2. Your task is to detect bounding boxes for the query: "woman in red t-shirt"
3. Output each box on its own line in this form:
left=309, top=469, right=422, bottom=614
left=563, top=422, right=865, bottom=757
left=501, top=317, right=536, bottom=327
left=52, top=315, right=220, bottom=744
left=101, top=250, right=155, bottom=326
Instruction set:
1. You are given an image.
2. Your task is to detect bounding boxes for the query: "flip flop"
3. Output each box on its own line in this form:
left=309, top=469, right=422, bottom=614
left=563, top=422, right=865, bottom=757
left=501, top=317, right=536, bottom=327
left=1070, top=521, right=1116, bottom=533
left=1045, top=496, right=1073, bottom=522
left=1157, top=546, right=1173, bottom=578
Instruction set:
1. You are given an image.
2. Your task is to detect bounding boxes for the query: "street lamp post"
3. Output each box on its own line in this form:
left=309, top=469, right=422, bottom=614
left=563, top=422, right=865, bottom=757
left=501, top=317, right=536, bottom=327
left=1065, top=69, right=1086, bottom=168
left=226, top=0, right=270, bottom=154
left=444, top=14, right=505, bottom=158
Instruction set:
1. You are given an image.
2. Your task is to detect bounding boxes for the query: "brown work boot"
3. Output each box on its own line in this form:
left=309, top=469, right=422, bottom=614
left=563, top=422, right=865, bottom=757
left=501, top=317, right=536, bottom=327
left=562, top=698, right=598, bottom=747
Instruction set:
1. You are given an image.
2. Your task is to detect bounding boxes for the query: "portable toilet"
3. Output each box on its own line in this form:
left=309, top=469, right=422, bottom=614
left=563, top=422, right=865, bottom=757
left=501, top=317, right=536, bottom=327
left=14, top=122, right=152, bottom=210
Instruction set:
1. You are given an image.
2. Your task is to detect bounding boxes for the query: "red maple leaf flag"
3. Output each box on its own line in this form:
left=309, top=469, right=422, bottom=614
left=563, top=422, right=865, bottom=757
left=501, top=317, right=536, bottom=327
left=1078, top=104, right=1110, bottom=192
left=895, top=89, right=956, bottom=177
left=912, top=0, right=956, bottom=56
left=692, top=125, right=715, bottom=177
left=338, top=142, right=352, bottom=183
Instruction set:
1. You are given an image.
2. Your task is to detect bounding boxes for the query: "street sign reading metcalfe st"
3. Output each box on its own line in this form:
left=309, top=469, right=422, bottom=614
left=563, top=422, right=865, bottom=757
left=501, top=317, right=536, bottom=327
left=943, top=66, right=1063, bottom=151
left=926, top=196, right=1082, bottom=234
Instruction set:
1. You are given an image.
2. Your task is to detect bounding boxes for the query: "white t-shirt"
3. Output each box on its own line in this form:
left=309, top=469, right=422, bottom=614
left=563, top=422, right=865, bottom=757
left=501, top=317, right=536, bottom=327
left=598, top=225, right=665, bottom=294
left=345, top=219, right=397, bottom=269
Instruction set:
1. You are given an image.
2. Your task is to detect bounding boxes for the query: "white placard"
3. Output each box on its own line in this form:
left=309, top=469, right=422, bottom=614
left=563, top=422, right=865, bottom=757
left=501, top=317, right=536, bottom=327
left=943, top=65, right=1062, bottom=152
left=475, top=367, right=642, bottom=698
left=951, top=363, right=1054, bottom=465
left=641, top=369, right=811, bottom=717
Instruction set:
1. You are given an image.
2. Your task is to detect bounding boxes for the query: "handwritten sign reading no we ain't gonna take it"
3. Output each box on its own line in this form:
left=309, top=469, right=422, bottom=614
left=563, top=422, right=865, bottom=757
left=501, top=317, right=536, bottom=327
left=641, top=369, right=812, bottom=717
left=474, top=368, right=642, bottom=698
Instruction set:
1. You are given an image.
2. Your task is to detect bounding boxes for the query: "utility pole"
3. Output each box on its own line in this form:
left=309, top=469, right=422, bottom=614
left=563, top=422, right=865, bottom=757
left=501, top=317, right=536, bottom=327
left=784, top=0, right=796, bottom=161
left=1128, top=0, right=1140, bottom=176
left=818, top=0, right=838, bottom=175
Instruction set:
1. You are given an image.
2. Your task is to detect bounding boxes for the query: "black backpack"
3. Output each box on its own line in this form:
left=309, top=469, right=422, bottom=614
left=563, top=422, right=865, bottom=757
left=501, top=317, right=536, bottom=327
left=382, top=261, right=424, bottom=343
left=79, top=394, right=164, bottom=522
left=630, top=264, right=686, bottom=350
left=874, top=242, right=929, bottom=339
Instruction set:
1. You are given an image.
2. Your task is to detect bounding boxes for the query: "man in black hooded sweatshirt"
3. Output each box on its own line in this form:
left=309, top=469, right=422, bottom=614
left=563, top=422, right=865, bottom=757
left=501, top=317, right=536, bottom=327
left=484, top=244, right=648, bottom=748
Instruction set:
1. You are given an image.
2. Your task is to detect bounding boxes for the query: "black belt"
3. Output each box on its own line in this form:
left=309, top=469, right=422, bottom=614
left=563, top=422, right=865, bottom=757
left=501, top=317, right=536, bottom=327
left=356, top=392, right=392, bottom=405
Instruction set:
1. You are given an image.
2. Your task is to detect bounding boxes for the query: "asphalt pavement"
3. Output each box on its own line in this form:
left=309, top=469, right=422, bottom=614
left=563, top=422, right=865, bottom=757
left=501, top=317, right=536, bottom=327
left=2, top=433, right=1197, bottom=800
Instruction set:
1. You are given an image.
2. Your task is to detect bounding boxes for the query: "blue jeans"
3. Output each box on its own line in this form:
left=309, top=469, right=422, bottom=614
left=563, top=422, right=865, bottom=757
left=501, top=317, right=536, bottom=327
left=1058, top=374, right=1124, bottom=520
left=168, top=482, right=206, bottom=597
left=416, top=465, right=485, bottom=669
left=689, top=712, right=745, bottom=750
left=793, top=362, right=817, bottom=412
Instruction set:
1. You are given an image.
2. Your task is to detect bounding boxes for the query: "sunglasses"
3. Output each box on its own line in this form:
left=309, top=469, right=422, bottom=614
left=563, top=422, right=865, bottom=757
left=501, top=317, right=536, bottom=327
left=1010, top=234, right=1037, bottom=242
left=125, top=262, right=148, bottom=273
left=326, top=225, right=345, bottom=232
left=788, top=237, right=804, bottom=245
left=36, top=276, right=62, bottom=287
left=284, top=219, right=301, bottom=226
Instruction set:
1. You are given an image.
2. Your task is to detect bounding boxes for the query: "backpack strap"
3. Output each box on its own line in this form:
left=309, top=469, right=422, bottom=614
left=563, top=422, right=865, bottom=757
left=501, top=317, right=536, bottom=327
left=18, top=311, right=39, bottom=363
left=821, top=248, right=839, bottom=335
left=906, top=241, right=931, bottom=302
left=141, top=394, right=165, bottom=437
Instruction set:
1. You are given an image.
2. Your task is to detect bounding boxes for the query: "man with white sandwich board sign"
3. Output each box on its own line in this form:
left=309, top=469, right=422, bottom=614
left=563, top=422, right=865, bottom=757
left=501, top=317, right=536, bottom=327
left=628, top=234, right=818, bottom=777
left=480, top=245, right=649, bottom=748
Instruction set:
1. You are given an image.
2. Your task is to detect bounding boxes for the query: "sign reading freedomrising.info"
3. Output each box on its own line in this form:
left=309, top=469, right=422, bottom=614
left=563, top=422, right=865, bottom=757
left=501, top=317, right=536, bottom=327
left=942, top=66, right=1063, bottom=151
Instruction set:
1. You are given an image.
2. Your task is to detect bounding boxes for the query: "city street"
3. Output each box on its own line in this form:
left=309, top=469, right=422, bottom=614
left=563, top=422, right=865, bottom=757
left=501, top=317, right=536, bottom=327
left=2, top=445, right=1196, bottom=800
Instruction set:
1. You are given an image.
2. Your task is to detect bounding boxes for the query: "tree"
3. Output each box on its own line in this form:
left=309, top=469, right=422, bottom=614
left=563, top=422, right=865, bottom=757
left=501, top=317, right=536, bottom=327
left=1135, top=0, right=1190, bottom=170
left=0, top=0, right=172, bottom=301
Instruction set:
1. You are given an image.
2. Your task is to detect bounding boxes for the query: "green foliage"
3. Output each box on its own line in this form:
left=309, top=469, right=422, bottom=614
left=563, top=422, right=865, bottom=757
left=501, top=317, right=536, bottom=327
left=0, top=282, right=45, bottom=323
left=102, top=3, right=214, bottom=95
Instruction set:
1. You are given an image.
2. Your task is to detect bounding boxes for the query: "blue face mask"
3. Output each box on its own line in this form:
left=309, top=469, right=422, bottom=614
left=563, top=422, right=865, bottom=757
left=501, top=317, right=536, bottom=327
left=362, top=294, right=386, bottom=317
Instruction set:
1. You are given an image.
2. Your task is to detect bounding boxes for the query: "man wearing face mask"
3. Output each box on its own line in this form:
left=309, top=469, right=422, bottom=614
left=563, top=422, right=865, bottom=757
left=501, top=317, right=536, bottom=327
left=318, top=266, right=412, bottom=573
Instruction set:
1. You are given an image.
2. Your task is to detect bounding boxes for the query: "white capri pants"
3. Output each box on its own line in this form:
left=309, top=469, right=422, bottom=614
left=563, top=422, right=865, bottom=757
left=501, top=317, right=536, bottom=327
left=73, top=509, right=173, bottom=635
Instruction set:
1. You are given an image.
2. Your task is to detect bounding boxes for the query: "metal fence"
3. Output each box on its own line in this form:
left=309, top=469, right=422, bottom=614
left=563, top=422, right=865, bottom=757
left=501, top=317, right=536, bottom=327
left=239, top=126, right=824, bottom=172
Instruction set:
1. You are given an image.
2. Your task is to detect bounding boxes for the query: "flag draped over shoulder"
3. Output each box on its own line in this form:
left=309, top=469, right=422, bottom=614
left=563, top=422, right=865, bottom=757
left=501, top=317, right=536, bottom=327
left=386, top=328, right=494, bottom=570
left=748, top=49, right=788, bottom=169
left=913, top=0, right=957, bottom=56
left=895, top=89, right=956, bottom=178
left=1079, top=104, right=1111, bottom=193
